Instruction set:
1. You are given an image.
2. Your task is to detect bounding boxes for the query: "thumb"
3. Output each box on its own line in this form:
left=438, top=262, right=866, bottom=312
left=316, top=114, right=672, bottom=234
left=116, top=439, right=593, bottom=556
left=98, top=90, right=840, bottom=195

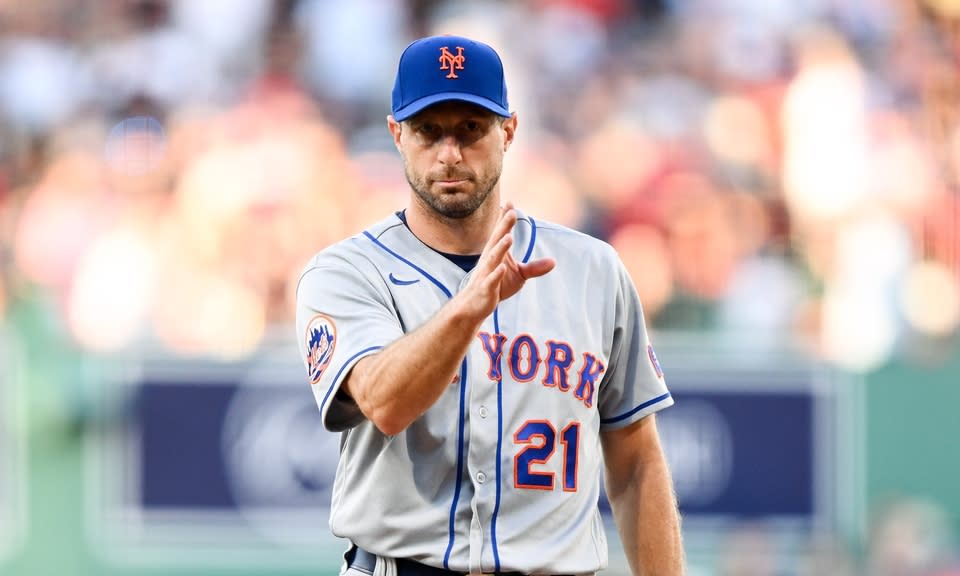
left=519, top=258, right=556, bottom=280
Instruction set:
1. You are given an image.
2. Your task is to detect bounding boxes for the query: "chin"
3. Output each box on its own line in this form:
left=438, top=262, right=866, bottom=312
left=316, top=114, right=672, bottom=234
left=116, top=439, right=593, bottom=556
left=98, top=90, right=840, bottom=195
left=437, top=204, right=477, bottom=219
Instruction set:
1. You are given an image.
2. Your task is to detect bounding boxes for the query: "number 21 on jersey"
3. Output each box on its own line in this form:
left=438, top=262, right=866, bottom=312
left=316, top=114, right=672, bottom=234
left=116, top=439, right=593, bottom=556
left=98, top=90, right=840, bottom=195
left=513, top=420, right=580, bottom=491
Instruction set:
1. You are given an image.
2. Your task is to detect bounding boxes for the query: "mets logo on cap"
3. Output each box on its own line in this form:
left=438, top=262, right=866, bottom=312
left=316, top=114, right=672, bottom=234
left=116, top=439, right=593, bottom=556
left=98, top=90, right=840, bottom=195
left=305, top=314, right=337, bottom=384
left=438, top=46, right=465, bottom=78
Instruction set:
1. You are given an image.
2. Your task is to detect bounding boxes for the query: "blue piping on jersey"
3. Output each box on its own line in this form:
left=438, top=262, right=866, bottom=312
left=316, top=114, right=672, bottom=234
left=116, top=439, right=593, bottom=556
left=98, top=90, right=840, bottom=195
left=319, top=346, right=383, bottom=415
left=363, top=231, right=452, bottom=298
left=490, top=308, right=503, bottom=570
left=600, top=392, right=673, bottom=425
left=520, top=216, right=537, bottom=264
left=364, top=228, right=468, bottom=566
left=444, top=359, right=469, bottom=569
left=489, top=215, right=532, bottom=567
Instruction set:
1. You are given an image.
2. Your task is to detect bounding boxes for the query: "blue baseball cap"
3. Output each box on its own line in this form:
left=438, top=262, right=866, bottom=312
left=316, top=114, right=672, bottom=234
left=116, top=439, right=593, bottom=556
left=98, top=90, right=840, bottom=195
left=391, top=35, right=510, bottom=121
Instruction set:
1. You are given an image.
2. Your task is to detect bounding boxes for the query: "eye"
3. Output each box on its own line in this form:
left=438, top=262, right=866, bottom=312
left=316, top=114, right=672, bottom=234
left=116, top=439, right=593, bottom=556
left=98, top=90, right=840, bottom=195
left=418, top=123, right=441, bottom=137
left=455, top=119, right=488, bottom=145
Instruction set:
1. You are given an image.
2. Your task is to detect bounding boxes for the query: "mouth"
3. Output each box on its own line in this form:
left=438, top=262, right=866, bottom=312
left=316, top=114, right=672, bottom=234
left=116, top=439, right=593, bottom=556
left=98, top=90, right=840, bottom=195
left=433, top=178, right=470, bottom=190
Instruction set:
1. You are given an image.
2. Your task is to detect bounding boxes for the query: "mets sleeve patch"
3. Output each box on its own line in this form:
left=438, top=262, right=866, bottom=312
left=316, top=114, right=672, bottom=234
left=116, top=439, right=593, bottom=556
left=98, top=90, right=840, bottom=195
left=305, top=314, right=337, bottom=384
left=648, top=344, right=664, bottom=379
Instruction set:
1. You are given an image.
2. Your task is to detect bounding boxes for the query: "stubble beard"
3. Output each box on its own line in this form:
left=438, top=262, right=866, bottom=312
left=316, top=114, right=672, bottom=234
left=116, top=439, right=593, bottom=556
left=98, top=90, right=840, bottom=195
left=405, top=161, right=502, bottom=220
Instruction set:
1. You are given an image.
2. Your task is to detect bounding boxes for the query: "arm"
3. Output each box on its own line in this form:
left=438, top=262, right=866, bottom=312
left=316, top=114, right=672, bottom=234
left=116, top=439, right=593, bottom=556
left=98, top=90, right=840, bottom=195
left=601, top=413, right=685, bottom=575
left=344, top=205, right=554, bottom=435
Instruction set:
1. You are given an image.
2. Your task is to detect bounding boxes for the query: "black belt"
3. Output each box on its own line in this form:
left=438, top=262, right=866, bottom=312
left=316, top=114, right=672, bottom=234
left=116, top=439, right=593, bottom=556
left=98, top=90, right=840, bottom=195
left=347, top=546, right=560, bottom=576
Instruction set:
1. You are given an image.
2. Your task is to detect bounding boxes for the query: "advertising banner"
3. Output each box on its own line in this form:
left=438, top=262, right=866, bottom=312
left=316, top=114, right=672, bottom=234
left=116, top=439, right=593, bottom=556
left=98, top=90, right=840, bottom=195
left=92, top=337, right=844, bottom=571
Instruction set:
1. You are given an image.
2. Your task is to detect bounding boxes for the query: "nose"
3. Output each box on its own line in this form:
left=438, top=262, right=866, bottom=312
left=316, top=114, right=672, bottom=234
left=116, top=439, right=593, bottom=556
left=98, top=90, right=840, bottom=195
left=437, top=134, right=462, bottom=165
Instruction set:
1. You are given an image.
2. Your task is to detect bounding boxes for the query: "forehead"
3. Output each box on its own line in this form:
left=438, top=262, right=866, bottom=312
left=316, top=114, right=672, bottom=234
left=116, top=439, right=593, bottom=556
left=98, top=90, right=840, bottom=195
left=407, top=101, right=499, bottom=123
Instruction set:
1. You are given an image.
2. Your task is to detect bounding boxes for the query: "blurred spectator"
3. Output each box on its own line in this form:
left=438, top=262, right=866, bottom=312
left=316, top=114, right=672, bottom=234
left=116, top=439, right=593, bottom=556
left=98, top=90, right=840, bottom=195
left=0, top=0, right=959, bottom=372
left=1, top=0, right=959, bottom=371
left=293, top=0, right=408, bottom=132
left=85, top=0, right=223, bottom=112
left=0, top=2, right=92, bottom=136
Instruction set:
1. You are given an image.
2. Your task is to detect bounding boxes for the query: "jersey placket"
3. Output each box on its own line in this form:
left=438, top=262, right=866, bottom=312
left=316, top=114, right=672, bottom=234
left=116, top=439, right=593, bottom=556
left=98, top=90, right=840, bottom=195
left=462, top=283, right=503, bottom=573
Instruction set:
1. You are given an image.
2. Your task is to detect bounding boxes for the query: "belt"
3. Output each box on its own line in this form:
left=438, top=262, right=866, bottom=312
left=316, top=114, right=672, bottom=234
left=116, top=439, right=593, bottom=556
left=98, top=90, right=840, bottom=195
left=348, top=546, right=560, bottom=576
left=349, top=546, right=469, bottom=575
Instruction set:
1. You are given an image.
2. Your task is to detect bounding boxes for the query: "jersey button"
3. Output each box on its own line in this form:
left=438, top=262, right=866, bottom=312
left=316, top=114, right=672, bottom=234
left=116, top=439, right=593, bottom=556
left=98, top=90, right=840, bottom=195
left=479, top=406, right=488, bottom=418
left=476, top=472, right=486, bottom=484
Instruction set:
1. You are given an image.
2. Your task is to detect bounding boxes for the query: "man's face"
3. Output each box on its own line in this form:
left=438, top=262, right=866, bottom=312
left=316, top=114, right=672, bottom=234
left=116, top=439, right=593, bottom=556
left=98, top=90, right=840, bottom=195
left=390, top=101, right=516, bottom=220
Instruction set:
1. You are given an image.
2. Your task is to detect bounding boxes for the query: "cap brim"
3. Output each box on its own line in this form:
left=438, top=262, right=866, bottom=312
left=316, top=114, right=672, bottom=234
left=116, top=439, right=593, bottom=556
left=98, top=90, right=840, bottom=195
left=393, top=92, right=510, bottom=121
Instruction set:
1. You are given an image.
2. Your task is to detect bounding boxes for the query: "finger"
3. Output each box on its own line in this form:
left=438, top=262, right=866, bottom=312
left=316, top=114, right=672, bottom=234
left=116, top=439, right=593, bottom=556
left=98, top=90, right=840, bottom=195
left=482, top=204, right=517, bottom=253
left=482, top=262, right=507, bottom=292
left=518, top=258, right=556, bottom=280
left=491, top=233, right=514, bottom=265
left=476, top=233, right=513, bottom=277
left=487, top=214, right=516, bottom=258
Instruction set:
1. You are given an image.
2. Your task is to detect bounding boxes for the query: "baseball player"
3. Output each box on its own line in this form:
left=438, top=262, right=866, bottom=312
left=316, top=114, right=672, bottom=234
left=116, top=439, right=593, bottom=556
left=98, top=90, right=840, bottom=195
left=296, top=35, right=683, bottom=575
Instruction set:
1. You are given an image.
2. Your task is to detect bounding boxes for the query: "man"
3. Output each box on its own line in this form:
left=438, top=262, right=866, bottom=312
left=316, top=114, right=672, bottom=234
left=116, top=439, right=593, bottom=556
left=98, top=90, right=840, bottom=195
left=296, top=34, right=684, bottom=575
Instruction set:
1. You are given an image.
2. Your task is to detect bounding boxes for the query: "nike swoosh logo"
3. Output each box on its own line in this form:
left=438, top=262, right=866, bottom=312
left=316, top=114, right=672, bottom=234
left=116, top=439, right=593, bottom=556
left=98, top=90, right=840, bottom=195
left=388, top=273, right=420, bottom=286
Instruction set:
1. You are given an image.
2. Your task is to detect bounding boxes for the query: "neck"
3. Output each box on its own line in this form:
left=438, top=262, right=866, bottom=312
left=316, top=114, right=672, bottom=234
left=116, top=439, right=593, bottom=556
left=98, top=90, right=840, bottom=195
left=405, top=193, right=501, bottom=255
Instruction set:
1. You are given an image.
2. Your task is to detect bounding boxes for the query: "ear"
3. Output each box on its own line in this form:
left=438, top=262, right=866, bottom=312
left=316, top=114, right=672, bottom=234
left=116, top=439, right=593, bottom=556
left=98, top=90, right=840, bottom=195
left=502, top=113, right=518, bottom=151
left=387, top=115, right=402, bottom=151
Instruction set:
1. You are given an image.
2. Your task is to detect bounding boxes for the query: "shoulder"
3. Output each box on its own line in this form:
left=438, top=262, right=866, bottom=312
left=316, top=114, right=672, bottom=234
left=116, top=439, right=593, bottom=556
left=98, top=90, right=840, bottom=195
left=298, top=235, right=365, bottom=277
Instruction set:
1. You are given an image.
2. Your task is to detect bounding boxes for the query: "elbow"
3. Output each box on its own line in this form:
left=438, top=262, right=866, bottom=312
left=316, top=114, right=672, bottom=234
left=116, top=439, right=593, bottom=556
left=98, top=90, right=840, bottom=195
left=368, top=408, right=409, bottom=436
left=346, top=361, right=416, bottom=436
left=355, top=393, right=411, bottom=436
left=345, top=366, right=407, bottom=435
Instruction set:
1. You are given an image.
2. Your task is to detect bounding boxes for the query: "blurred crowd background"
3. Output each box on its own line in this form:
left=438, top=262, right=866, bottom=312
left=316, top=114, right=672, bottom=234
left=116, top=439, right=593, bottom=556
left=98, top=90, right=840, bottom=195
left=1, top=0, right=959, bottom=574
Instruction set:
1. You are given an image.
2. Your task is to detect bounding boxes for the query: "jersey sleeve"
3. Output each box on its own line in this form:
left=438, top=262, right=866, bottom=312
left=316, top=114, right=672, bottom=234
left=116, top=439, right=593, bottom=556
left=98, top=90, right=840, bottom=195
left=597, top=254, right=674, bottom=430
left=295, top=252, right=403, bottom=432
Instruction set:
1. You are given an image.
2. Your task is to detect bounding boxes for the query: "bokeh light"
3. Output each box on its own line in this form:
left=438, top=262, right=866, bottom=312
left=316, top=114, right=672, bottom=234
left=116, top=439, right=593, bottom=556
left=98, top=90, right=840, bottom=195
left=819, top=213, right=911, bottom=371
left=704, top=95, right=771, bottom=168
left=783, top=31, right=868, bottom=222
left=821, top=282, right=897, bottom=372
left=67, top=226, right=155, bottom=352
left=13, top=156, right=108, bottom=290
left=899, top=260, right=960, bottom=337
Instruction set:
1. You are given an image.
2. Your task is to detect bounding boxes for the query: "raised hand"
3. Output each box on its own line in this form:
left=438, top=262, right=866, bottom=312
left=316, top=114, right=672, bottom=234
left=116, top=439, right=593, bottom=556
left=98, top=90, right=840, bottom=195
left=459, top=203, right=556, bottom=320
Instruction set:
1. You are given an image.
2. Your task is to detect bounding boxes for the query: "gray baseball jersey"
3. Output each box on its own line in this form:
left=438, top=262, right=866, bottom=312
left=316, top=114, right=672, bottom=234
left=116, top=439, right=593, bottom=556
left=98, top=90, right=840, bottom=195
left=295, top=209, right=673, bottom=573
